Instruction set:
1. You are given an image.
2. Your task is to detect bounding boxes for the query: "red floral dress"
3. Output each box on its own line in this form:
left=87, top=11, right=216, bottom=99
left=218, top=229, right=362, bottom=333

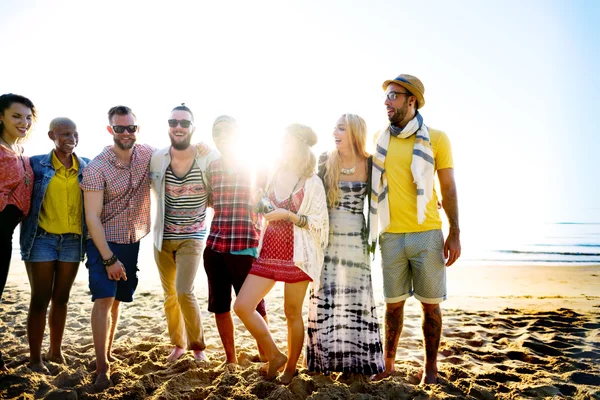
left=249, top=188, right=311, bottom=283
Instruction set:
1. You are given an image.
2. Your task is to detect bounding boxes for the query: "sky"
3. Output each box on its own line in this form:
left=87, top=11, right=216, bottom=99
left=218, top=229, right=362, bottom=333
left=3, top=0, right=599, bottom=257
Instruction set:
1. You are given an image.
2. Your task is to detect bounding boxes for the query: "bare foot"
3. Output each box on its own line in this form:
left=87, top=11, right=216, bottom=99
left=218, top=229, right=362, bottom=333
left=219, top=362, right=238, bottom=373
left=265, top=353, right=287, bottom=380
left=106, top=353, right=117, bottom=363
left=420, top=369, right=438, bottom=385
left=372, top=369, right=394, bottom=381
left=167, top=346, right=185, bottom=363
left=45, top=352, right=67, bottom=364
left=94, top=371, right=111, bottom=389
left=29, top=361, right=50, bottom=374
left=279, top=370, right=298, bottom=385
left=193, top=350, right=208, bottom=362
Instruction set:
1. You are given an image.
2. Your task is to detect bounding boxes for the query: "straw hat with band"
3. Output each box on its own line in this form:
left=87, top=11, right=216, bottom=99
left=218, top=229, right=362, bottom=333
left=382, top=74, right=425, bottom=109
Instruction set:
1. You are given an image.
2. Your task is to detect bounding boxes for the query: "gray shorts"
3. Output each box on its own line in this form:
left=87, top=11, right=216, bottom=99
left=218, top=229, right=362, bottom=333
left=379, top=230, right=446, bottom=304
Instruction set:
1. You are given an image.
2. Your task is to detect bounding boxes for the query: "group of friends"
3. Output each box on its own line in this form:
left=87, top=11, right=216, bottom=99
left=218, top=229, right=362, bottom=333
left=0, top=73, right=460, bottom=387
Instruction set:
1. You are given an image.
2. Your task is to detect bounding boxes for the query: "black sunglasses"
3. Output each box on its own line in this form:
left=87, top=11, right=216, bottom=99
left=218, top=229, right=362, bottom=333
left=112, top=125, right=138, bottom=134
left=168, top=119, right=192, bottom=128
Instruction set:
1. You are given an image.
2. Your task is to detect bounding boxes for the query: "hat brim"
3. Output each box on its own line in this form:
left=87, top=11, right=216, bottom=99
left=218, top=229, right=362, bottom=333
left=382, top=79, right=425, bottom=109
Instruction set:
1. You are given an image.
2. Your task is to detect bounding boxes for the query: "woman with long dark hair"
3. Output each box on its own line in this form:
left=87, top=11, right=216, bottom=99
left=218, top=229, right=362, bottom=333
left=0, top=93, right=36, bottom=371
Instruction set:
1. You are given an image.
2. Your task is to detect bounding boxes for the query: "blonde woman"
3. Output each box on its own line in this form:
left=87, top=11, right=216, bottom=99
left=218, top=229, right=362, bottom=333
left=306, top=114, right=384, bottom=378
left=234, top=124, right=328, bottom=384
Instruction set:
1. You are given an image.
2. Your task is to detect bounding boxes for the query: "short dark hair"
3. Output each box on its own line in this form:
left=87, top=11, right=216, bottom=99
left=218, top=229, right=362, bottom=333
left=0, top=93, right=37, bottom=137
left=107, top=105, right=136, bottom=124
left=171, top=103, right=194, bottom=122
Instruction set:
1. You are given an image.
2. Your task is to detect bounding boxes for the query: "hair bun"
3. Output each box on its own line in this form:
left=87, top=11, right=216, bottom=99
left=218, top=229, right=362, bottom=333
left=286, top=123, right=318, bottom=147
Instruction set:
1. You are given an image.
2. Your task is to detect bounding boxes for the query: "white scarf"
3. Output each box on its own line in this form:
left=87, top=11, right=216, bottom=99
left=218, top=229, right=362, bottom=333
left=369, top=112, right=434, bottom=247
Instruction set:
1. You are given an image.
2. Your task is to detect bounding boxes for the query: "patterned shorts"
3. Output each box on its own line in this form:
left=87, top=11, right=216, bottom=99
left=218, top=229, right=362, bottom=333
left=379, top=229, right=446, bottom=304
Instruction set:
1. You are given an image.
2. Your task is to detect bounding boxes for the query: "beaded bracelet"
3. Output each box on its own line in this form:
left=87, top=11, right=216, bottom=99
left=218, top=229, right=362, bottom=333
left=295, top=214, right=308, bottom=228
left=102, top=254, right=118, bottom=267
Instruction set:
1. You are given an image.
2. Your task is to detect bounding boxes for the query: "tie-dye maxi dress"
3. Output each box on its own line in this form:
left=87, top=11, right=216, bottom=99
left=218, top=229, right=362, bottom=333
left=306, top=181, right=384, bottom=375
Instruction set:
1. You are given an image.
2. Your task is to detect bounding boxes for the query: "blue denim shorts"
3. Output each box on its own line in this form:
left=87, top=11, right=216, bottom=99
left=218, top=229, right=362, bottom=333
left=23, top=228, right=82, bottom=263
left=86, top=240, right=140, bottom=303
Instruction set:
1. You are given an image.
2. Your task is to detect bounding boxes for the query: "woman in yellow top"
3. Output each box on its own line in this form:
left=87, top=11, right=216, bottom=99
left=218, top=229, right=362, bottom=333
left=20, top=117, right=89, bottom=373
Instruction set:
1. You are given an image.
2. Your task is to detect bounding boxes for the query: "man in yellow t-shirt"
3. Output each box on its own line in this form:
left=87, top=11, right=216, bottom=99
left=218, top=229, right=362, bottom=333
left=372, top=74, right=461, bottom=384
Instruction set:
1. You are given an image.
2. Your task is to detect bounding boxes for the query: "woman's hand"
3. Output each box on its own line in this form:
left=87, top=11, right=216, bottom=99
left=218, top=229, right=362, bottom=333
left=264, top=208, right=290, bottom=222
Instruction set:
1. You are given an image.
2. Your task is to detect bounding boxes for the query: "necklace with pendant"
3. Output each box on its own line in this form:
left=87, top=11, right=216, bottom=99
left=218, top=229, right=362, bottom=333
left=340, top=164, right=356, bottom=175
left=1, top=135, right=30, bottom=186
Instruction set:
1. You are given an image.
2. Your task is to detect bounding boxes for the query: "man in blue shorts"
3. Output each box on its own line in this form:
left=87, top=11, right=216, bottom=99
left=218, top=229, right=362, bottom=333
left=81, top=105, right=153, bottom=386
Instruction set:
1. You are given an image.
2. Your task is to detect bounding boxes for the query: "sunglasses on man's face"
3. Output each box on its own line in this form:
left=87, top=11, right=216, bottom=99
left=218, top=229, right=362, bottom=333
left=112, top=125, right=138, bottom=134
left=168, top=119, right=192, bottom=128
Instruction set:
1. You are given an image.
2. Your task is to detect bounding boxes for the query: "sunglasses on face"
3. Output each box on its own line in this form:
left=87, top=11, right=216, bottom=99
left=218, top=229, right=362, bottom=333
left=168, top=119, right=192, bottom=128
left=112, top=125, right=138, bottom=134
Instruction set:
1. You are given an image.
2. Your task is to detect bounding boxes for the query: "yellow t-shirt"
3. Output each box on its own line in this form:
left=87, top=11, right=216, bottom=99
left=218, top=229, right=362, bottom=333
left=38, top=153, right=82, bottom=235
left=384, top=128, right=454, bottom=233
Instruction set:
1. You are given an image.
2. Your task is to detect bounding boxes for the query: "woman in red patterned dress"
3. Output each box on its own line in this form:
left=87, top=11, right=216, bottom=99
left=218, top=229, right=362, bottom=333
left=234, top=123, right=328, bottom=384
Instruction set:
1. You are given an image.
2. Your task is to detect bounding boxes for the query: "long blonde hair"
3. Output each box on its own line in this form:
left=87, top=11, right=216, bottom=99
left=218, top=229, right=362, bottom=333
left=323, top=114, right=369, bottom=207
left=279, top=123, right=318, bottom=178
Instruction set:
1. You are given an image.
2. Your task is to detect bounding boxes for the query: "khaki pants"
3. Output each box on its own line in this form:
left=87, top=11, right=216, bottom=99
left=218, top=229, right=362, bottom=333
left=154, top=239, right=205, bottom=350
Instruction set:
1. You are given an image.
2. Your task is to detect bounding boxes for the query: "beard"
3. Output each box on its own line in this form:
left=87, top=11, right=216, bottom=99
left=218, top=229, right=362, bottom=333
left=114, top=135, right=136, bottom=150
left=388, top=101, right=409, bottom=125
left=170, top=132, right=192, bottom=151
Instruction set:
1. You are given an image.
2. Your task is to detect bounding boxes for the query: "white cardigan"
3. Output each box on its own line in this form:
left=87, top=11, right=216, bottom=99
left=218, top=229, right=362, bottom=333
left=257, top=174, right=329, bottom=282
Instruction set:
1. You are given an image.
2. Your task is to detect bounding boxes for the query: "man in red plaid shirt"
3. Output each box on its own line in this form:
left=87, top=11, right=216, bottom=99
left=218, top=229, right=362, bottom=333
left=203, top=115, right=268, bottom=367
left=80, top=105, right=153, bottom=386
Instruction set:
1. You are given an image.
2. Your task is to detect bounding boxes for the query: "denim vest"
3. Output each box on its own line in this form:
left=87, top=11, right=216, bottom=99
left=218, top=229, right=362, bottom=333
left=20, top=151, right=90, bottom=261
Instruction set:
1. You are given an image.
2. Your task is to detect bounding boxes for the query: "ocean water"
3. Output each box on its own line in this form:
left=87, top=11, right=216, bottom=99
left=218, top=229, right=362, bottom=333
left=464, top=222, right=600, bottom=264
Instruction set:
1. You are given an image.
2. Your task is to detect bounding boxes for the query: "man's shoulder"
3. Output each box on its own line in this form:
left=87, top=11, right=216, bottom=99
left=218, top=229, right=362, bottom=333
left=135, top=143, right=156, bottom=155
left=428, top=127, right=448, bottom=141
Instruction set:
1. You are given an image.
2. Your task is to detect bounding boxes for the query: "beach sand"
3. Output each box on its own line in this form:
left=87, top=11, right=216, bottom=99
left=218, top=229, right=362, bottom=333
left=1, top=250, right=599, bottom=399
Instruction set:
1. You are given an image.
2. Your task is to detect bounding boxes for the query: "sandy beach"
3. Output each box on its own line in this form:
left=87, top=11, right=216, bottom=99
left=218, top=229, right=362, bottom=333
left=1, top=247, right=599, bottom=399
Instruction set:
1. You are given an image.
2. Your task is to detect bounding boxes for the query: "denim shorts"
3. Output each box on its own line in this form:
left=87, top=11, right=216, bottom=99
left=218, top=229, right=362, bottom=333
left=23, top=228, right=82, bottom=263
left=86, top=240, right=140, bottom=303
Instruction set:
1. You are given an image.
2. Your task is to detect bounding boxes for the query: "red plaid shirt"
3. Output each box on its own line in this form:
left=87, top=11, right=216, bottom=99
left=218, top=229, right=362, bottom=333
left=80, top=144, right=154, bottom=244
left=205, top=159, right=266, bottom=253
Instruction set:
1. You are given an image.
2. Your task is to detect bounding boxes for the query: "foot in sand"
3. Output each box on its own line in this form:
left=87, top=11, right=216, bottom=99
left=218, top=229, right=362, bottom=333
left=420, top=369, right=438, bottom=385
left=219, top=362, right=238, bottom=373
left=45, top=352, right=67, bottom=365
left=279, top=369, right=298, bottom=385
left=107, top=353, right=117, bottom=363
left=372, top=369, right=394, bottom=381
left=29, top=361, right=50, bottom=374
left=193, top=350, right=208, bottom=362
left=265, top=352, right=287, bottom=381
left=94, top=371, right=111, bottom=389
left=167, top=346, right=185, bottom=363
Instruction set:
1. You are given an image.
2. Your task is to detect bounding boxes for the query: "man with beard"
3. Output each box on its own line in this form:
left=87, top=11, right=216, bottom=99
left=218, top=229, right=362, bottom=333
left=80, top=105, right=154, bottom=386
left=149, top=104, right=218, bottom=363
left=370, top=75, right=461, bottom=384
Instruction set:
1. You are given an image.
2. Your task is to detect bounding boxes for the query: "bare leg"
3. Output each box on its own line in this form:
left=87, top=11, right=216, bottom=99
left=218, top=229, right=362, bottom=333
left=233, top=275, right=286, bottom=379
left=421, top=303, right=442, bottom=384
left=106, top=300, right=120, bottom=362
left=280, top=280, right=310, bottom=385
left=215, top=312, right=237, bottom=364
left=257, top=314, right=269, bottom=361
left=91, top=297, right=114, bottom=383
left=25, top=261, right=54, bottom=372
left=47, top=261, right=79, bottom=364
left=372, top=300, right=405, bottom=381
